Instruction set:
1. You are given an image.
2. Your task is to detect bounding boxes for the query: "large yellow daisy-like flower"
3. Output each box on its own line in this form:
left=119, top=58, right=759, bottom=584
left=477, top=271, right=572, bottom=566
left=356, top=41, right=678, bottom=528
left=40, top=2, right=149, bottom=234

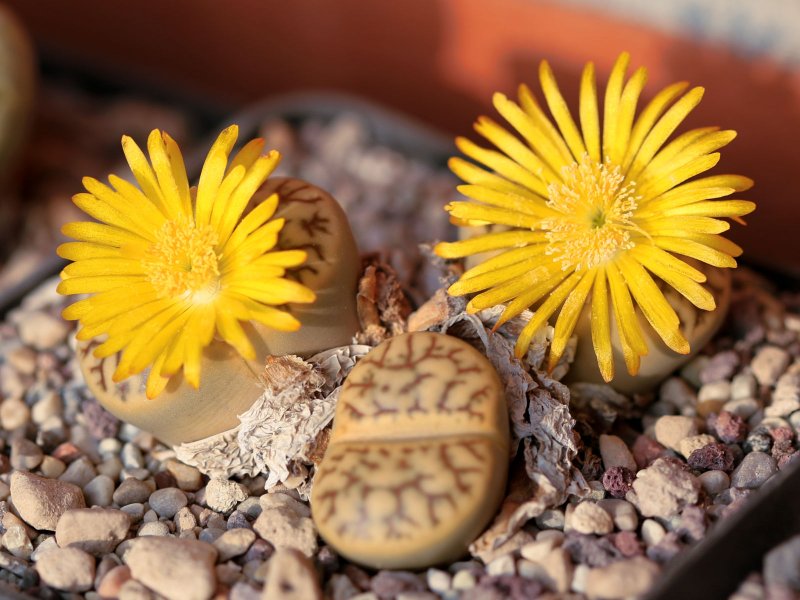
left=58, top=126, right=315, bottom=398
left=435, top=53, right=755, bottom=382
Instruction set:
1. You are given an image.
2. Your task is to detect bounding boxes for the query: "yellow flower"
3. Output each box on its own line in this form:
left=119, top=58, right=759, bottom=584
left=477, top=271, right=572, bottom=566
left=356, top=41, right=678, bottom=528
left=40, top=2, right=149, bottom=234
left=435, top=53, right=755, bottom=382
left=58, top=126, right=316, bottom=398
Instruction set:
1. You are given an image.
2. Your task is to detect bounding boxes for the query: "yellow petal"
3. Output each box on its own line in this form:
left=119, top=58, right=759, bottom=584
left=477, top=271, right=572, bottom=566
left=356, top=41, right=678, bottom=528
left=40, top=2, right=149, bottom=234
left=514, top=270, right=581, bottom=358
left=548, top=269, right=596, bottom=371
left=434, top=230, right=546, bottom=259
left=627, top=86, right=705, bottom=180
left=517, top=83, right=573, bottom=170
left=602, top=52, right=630, bottom=163
left=539, top=60, right=587, bottom=161
left=590, top=268, right=614, bottom=381
left=616, top=255, right=689, bottom=354
left=195, top=125, right=239, bottom=226
left=621, top=81, right=690, bottom=173
left=458, top=131, right=551, bottom=196
left=579, top=62, right=600, bottom=163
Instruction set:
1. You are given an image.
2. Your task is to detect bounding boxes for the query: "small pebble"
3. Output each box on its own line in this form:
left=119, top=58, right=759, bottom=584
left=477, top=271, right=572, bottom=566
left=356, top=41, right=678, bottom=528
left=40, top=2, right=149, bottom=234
left=585, top=556, right=660, bottom=599
left=84, top=474, right=115, bottom=507
left=205, top=478, right=248, bottom=514
left=137, top=521, right=170, bottom=537
left=698, top=470, right=731, bottom=495
left=659, top=377, right=696, bottom=409
left=163, top=459, right=203, bottom=492
left=18, top=311, right=71, bottom=350
left=112, top=478, right=153, bottom=506
left=597, top=499, right=638, bottom=532
left=3, top=524, right=33, bottom=559
left=55, top=508, right=130, bottom=555
left=10, top=470, right=86, bottom=530
left=731, top=451, right=778, bottom=489
left=567, top=502, right=613, bottom=536
left=39, top=455, right=66, bottom=478
left=654, top=416, right=698, bottom=452
left=688, top=443, right=735, bottom=472
left=214, top=528, right=256, bottom=562
left=10, top=437, right=44, bottom=471
left=124, top=537, right=218, bottom=600
left=715, top=411, right=749, bottom=443
left=698, top=380, right=731, bottom=403
left=679, top=434, right=717, bottom=459
left=148, top=488, right=188, bottom=519
left=598, top=435, right=637, bottom=472
left=641, top=519, right=667, bottom=546
left=451, top=569, right=477, bottom=590
left=59, top=455, right=97, bottom=488
left=751, top=346, right=790, bottom=386
left=1, top=397, right=30, bottom=430
left=731, top=373, right=758, bottom=401
left=535, top=509, right=565, bottom=530
left=262, top=548, right=323, bottom=600
left=630, top=458, right=700, bottom=518
left=96, top=565, right=132, bottom=599
left=35, top=546, right=96, bottom=592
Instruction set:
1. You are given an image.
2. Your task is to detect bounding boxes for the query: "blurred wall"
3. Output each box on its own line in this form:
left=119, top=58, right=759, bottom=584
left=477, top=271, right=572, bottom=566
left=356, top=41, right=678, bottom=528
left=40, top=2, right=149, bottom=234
left=7, top=0, right=800, bottom=275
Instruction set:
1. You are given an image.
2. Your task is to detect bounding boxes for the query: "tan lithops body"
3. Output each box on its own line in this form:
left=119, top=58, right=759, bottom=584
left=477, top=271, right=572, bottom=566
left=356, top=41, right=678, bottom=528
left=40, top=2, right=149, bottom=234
left=311, top=331, right=509, bottom=569
left=78, top=178, right=360, bottom=446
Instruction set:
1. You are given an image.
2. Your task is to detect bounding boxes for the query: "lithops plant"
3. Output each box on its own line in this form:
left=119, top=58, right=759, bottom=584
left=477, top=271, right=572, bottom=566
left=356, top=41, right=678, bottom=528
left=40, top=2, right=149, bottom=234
left=435, top=52, right=754, bottom=391
left=312, top=331, right=510, bottom=569
left=62, top=127, right=360, bottom=445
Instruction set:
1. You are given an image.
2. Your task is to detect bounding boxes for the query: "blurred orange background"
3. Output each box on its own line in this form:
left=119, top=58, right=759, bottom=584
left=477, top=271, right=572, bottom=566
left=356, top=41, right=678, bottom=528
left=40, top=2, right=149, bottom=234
left=8, top=0, right=800, bottom=276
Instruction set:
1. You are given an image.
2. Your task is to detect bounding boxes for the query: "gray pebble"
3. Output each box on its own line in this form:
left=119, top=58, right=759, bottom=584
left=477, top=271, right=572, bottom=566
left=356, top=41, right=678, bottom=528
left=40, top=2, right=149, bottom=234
left=59, top=456, right=98, bottom=488
left=10, top=437, right=44, bottom=470
left=112, top=478, right=153, bottom=506
left=121, top=443, right=144, bottom=470
left=83, top=475, right=115, bottom=507
left=148, top=488, right=188, bottom=519
left=731, top=452, right=778, bottom=489
left=698, top=470, right=731, bottom=496
left=119, top=503, right=145, bottom=523
left=535, top=509, right=565, bottom=530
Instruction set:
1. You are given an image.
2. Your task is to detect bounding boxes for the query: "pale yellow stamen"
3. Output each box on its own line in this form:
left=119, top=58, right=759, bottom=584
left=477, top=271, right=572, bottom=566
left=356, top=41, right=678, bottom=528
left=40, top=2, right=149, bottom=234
left=143, top=220, right=220, bottom=301
left=543, top=155, right=639, bottom=271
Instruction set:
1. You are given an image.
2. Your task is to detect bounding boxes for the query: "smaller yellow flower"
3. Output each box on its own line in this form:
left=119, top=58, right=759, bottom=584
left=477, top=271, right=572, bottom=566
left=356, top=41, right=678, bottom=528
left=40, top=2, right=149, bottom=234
left=58, top=126, right=316, bottom=398
left=435, top=53, right=755, bottom=382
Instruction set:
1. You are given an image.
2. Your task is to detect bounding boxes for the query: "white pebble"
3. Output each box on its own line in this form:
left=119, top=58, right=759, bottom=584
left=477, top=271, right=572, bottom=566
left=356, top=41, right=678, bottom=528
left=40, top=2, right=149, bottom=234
left=486, top=554, right=516, bottom=576
left=641, top=519, right=666, bottom=546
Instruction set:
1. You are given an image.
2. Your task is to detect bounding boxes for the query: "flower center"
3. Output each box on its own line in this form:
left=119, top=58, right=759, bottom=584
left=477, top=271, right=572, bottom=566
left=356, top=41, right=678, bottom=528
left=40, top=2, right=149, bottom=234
left=543, top=156, right=639, bottom=271
left=143, top=220, right=220, bottom=301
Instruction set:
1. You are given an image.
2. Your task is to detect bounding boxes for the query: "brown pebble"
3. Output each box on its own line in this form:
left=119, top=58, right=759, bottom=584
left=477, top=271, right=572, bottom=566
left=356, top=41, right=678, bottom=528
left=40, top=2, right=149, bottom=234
left=154, top=471, right=178, bottom=490
left=632, top=435, right=666, bottom=469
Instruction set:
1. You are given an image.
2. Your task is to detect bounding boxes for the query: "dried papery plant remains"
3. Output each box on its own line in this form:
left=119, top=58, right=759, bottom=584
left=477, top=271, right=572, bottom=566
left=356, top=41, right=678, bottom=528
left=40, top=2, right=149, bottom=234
left=58, top=126, right=315, bottom=398
left=435, top=52, right=755, bottom=382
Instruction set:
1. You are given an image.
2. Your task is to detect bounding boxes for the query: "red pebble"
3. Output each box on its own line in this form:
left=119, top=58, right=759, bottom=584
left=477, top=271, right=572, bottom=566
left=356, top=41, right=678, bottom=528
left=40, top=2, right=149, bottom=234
left=51, top=442, right=83, bottom=464
left=612, top=531, right=643, bottom=557
left=714, top=411, right=748, bottom=444
left=632, top=435, right=667, bottom=469
left=602, top=466, right=635, bottom=498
